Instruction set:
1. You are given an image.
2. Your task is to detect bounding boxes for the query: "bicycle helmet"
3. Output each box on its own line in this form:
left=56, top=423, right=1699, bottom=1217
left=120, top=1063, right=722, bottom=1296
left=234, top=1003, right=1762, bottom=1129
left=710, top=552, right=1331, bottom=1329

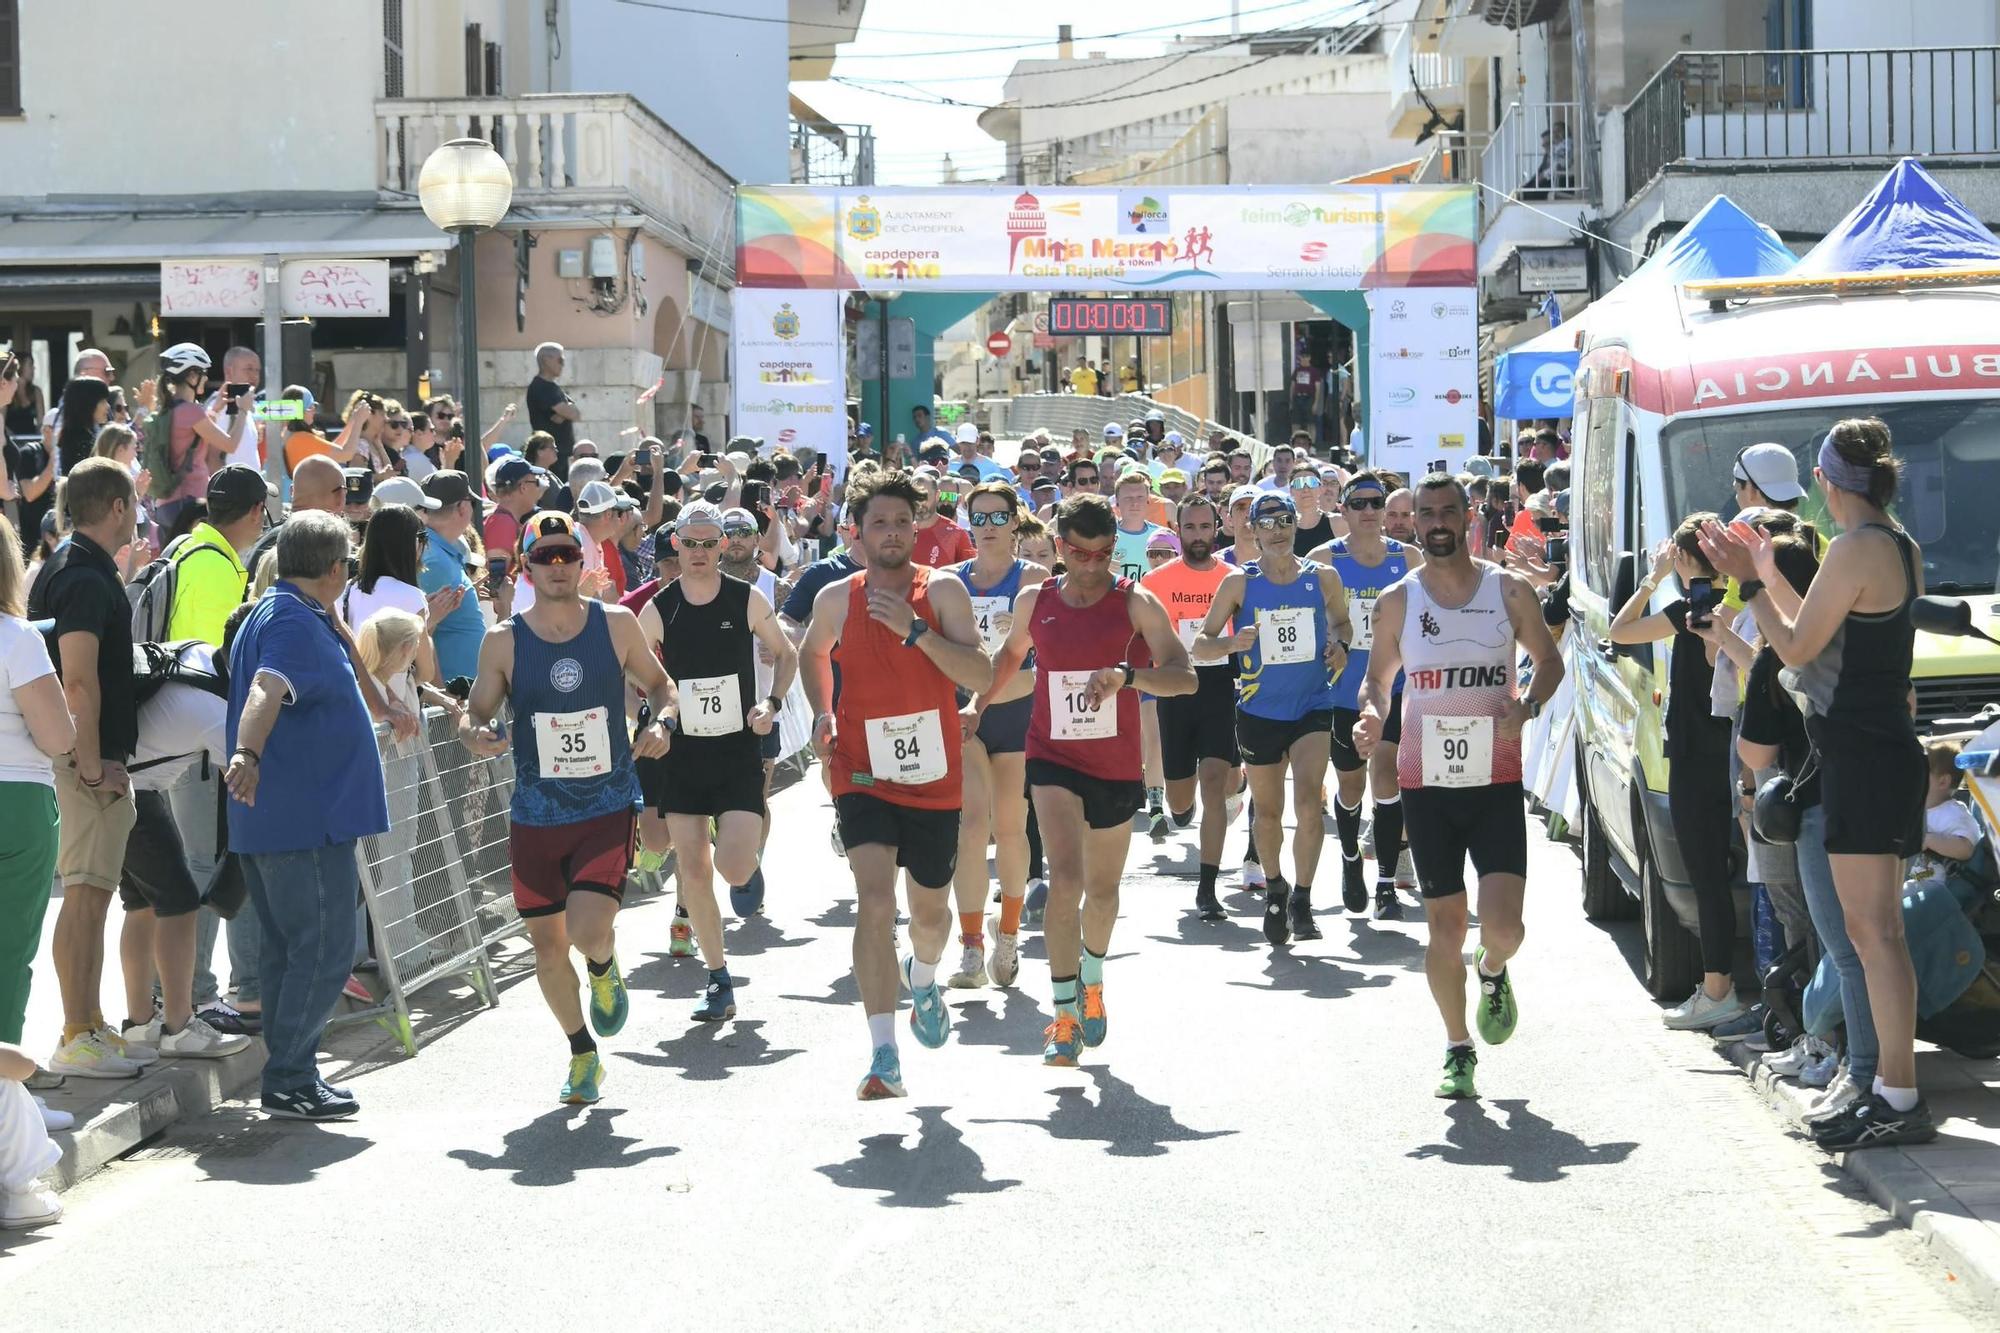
left=1145, top=409, right=1165, bottom=424
left=160, top=342, right=212, bottom=376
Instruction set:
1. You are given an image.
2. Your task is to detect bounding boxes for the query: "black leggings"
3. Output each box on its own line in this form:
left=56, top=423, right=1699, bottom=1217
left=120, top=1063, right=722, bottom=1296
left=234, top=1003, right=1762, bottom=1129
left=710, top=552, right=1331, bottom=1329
left=1668, top=735, right=1737, bottom=977
left=1026, top=804, right=1045, bottom=882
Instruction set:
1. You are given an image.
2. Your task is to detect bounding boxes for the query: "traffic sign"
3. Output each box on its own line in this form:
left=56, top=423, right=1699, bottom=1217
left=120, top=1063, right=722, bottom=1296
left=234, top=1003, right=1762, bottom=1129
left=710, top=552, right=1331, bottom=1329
left=986, top=331, right=1012, bottom=357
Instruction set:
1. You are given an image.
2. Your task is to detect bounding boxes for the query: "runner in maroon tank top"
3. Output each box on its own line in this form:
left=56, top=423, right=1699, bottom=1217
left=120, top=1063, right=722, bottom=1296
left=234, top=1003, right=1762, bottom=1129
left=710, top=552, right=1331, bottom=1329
left=988, top=494, right=1195, bottom=1066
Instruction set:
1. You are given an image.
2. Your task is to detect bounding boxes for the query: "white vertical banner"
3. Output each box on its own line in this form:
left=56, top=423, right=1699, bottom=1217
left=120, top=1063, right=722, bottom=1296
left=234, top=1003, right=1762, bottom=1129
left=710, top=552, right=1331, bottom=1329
left=731, top=288, right=848, bottom=476
left=1367, top=287, right=1478, bottom=476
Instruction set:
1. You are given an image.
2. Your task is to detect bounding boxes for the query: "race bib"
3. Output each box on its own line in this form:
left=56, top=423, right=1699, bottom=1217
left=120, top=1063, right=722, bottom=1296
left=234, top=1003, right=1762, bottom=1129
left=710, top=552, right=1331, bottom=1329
left=1177, top=617, right=1205, bottom=652
left=681, top=674, right=744, bottom=738
left=1422, top=715, right=1493, bottom=789
left=1049, top=669, right=1118, bottom=741
left=535, top=708, right=613, bottom=779
left=1257, top=606, right=1315, bottom=665
left=970, top=595, right=1013, bottom=655
left=864, top=709, right=948, bottom=785
left=1352, top=596, right=1376, bottom=652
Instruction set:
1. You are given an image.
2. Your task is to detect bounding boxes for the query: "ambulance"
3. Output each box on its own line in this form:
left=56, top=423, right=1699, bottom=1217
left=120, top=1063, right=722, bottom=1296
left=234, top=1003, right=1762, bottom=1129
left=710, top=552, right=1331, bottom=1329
left=1569, top=237, right=2000, bottom=997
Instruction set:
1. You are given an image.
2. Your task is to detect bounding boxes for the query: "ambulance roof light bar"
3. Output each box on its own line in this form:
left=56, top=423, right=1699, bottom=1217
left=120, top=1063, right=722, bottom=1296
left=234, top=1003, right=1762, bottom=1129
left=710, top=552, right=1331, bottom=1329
left=1684, top=266, right=2000, bottom=308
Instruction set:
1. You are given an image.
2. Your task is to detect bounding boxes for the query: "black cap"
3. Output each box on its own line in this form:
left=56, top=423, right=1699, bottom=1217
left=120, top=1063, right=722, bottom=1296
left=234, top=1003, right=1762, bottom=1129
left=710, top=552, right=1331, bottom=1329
left=205, top=464, right=272, bottom=515
left=422, top=470, right=477, bottom=507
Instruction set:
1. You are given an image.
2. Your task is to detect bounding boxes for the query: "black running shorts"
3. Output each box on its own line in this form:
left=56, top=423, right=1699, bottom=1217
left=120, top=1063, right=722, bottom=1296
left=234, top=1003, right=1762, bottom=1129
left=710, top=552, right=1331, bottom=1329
left=974, top=694, right=1033, bottom=756
left=638, top=745, right=767, bottom=819
left=1330, top=697, right=1403, bottom=774
left=1235, top=708, right=1333, bottom=768
left=1026, top=757, right=1146, bottom=831
left=1160, top=668, right=1240, bottom=781
left=1400, top=781, right=1528, bottom=899
left=834, top=792, right=959, bottom=889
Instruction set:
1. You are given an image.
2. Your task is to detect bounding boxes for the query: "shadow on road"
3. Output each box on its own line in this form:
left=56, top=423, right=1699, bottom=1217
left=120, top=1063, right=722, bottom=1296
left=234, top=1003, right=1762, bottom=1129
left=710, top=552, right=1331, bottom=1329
left=155, top=1108, right=375, bottom=1186
left=1406, top=1098, right=1638, bottom=1182
left=780, top=968, right=862, bottom=1008
left=615, top=1019, right=803, bottom=1081
left=950, top=989, right=1051, bottom=1056
left=817, top=1105, right=1021, bottom=1207
left=1226, top=949, right=1396, bottom=1001
left=626, top=949, right=712, bottom=1000
left=810, top=898, right=856, bottom=930
left=1146, top=910, right=1266, bottom=954
left=1336, top=918, right=1429, bottom=974
left=725, top=913, right=812, bottom=958
left=971, top=1067, right=1237, bottom=1158
left=448, top=1106, right=679, bottom=1186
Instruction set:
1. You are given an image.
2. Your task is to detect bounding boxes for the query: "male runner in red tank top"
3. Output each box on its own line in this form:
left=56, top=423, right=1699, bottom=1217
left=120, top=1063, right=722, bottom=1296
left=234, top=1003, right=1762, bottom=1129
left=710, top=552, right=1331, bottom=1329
left=988, top=494, right=1195, bottom=1066
left=800, top=469, right=993, bottom=1100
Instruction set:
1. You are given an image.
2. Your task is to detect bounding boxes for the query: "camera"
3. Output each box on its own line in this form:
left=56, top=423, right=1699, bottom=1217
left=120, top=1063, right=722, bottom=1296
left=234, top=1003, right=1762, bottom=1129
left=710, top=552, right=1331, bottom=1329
left=1534, top=513, right=1563, bottom=534
left=449, top=422, right=465, bottom=441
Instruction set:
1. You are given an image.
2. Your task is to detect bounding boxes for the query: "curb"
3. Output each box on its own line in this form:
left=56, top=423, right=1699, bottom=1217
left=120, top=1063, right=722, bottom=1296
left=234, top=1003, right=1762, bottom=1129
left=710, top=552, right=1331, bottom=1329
left=1721, top=1041, right=2000, bottom=1307
left=42, top=1044, right=265, bottom=1192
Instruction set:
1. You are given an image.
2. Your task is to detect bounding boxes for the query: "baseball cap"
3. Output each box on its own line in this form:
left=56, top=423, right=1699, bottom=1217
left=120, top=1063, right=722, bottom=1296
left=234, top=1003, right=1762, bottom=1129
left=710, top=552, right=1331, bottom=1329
left=1146, top=529, right=1180, bottom=552
left=955, top=422, right=979, bottom=444
left=1734, top=442, right=1805, bottom=502
left=576, top=480, right=637, bottom=515
left=521, top=510, right=579, bottom=552
left=675, top=501, right=725, bottom=532
left=1145, top=409, right=1166, bottom=424
left=489, top=457, right=551, bottom=490
left=1159, top=430, right=1184, bottom=449
left=486, top=444, right=517, bottom=464
left=1229, top=484, right=1261, bottom=508
left=1251, top=492, right=1297, bottom=522
left=1158, top=468, right=1188, bottom=486
left=373, top=475, right=441, bottom=511
left=721, top=506, right=759, bottom=533
left=1103, top=423, right=1125, bottom=439
left=421, top=471, right=478, bottom=509
left=856, top=422, right=873, bottom=438
left=205, top=464, right=274, bottom=513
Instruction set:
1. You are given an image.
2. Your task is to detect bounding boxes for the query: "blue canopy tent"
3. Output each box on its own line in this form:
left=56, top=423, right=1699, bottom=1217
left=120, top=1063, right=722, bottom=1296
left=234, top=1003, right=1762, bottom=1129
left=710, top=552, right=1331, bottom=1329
left=1793, top=156, right=2000, bottom=275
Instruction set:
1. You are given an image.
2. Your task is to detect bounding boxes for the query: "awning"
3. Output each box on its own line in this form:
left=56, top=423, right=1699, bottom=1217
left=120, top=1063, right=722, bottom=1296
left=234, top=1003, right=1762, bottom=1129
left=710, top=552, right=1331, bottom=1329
left=0, top=207, right=451, bottom=266
left=1493, top=318, right=1580, bottom=419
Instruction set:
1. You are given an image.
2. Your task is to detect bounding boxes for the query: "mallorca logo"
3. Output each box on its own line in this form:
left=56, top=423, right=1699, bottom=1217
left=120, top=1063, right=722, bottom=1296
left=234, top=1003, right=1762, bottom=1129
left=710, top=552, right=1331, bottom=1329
left=550, top=658, right=584, bottom=693
left=846, top=196, right=883, bottom=241
left=1120, top=191, right=1169, bottom=235
left=772, top=303, right=801, bottom=341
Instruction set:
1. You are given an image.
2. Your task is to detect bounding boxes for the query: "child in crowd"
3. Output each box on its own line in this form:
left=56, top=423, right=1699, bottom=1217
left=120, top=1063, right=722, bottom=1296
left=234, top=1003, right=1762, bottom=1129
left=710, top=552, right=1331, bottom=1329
left=0, top=1041, right=62, bottom=1229
left=1906, top=738, right=1981, bottom=889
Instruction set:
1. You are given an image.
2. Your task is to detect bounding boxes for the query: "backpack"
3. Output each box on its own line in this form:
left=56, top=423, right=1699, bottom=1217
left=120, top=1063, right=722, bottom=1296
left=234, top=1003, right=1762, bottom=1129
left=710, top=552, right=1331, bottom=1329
left=127, top=534, right=233, bottom=642
left=140, top=402, right=196, bottom=501
left=130, top=638, right=229, bottom=707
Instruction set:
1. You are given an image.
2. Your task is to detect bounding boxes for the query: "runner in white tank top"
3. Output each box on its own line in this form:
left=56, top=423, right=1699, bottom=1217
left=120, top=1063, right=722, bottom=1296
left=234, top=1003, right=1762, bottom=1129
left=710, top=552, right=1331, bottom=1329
left=1353, top=474, right=1563, bottom=1101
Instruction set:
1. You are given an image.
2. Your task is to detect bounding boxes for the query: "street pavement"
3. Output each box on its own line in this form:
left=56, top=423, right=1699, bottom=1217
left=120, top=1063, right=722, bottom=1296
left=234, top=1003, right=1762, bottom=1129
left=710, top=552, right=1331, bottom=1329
left=2, top=770, right=1989, bottom=1330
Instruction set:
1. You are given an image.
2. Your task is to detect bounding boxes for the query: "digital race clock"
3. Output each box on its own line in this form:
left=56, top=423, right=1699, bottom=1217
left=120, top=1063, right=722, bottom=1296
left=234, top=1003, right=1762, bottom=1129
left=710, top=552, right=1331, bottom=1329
left=1047, top=297, right=1174, bottom=337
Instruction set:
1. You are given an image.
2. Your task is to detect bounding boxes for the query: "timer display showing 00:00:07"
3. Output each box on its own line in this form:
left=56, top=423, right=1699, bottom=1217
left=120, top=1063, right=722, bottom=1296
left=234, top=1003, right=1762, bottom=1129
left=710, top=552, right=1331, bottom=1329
left=1047, top=297, right=1174, bottom=336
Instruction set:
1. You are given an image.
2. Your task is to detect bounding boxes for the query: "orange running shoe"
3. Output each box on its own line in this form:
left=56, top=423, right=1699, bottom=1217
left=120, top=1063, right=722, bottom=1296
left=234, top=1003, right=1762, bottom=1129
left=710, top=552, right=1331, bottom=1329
left=1043, top=1012, right=1084, bottom=1066
left=1080, top=982, right=1108, bottom=1047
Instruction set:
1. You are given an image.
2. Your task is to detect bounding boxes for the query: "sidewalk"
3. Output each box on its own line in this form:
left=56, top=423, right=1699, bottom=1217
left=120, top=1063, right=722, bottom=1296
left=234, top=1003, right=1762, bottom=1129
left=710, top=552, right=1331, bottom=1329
left=1722, top=1038, right=2000, bottom=1305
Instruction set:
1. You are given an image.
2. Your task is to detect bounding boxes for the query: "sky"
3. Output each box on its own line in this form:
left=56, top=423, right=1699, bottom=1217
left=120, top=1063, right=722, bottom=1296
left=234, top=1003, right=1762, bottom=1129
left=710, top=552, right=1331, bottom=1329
left=791, top=0, right=1374, bottom=186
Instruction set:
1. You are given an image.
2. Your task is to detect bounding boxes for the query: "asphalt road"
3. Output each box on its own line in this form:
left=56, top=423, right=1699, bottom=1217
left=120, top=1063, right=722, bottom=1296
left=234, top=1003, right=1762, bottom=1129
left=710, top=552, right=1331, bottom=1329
left=1, top=770, right=1986, bottom=1330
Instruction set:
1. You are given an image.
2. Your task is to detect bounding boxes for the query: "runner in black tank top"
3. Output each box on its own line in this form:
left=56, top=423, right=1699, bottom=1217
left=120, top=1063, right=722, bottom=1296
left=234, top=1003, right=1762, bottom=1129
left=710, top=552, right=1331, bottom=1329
left=634, top=502, right=799, bottom=1027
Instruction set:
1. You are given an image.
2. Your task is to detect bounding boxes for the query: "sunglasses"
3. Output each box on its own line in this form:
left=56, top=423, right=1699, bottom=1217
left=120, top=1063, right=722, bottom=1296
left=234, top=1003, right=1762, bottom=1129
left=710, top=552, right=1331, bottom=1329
left=1289, top=475, right=1322, bottom=489
left=1345, top=495, right=1386, bottom=510
left=1073, top=475, right=1099, bottom=487
left=721, top=524, right=757, bottom=537
left=968, top=509, right=1012, bottom=527
left=680, top=536, right=723, bottom=550
left=1061, top=542, right=1115, bottom=564
left=525, top=544, right=582, bottom=566
left=1253, top=514, right=1296, bottom=530
left=1146, top=548, right=1176, bottom=560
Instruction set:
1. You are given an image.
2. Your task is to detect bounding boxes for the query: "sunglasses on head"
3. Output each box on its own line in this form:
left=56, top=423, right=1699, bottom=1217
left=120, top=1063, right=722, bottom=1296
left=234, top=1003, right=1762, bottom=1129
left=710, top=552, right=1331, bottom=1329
left=968, top=509, right=1012, bottom=527
left=1345, top=494, right=1386, bottom=510
left=680, top=536, right=723, bottom=550
left=1061, top=541, right=1115, bottom=564
left=525, top=544, right=582, bottom=566
left=1253, top=514, right=1296, bottom=530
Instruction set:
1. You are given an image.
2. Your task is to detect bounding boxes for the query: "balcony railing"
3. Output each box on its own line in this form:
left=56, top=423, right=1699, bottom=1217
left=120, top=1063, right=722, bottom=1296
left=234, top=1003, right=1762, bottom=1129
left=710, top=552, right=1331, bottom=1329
left=1411, top=129, right=1480, bottom=184
left=1480, top=101, right=1584, bottom=221
left=1388, top=17, right=1468, bottom=107
left=1622, top=47, right=2000, bottom=207
left=377, top=94, right=735, bottom=252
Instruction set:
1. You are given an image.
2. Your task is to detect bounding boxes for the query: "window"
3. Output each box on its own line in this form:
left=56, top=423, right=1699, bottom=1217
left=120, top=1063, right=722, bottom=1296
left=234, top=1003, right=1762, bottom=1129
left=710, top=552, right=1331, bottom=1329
left=1575, top=395, right=1620, bottom=594
left=464, top=23, right=483, bottom=95
left=382, top=0, right=405, bottom=98
left=0, top=0, right=18, bottom=116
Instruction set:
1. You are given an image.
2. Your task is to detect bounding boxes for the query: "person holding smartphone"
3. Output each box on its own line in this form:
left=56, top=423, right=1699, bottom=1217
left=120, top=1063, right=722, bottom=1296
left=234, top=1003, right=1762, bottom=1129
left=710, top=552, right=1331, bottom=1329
left=1610, top=513, right=1741, bottom=1031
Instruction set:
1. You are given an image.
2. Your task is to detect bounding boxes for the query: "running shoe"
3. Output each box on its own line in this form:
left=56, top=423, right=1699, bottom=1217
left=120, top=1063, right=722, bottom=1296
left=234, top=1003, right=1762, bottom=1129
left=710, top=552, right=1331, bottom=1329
left=95, top=1025, right=157, bottom=1067
left=1262, top=881, right=1291, bottom=947
left=1, top=1186, right=63, bottom=1230
left=1661, top=986, right=1748, bottom=1032
left=1341, top=857, right=1368, bottom=914
left=1799, top=1046, right=1841, bottom=1088
left=263, top=1082, right=359, bottom=1121
left=1224, top=787, right=1245, bottom=828
left=160, top=1013, right=252, bottom=1060
left=1372, top=884, right=1404, bottom=921
left=1710, top=1004, right=1767, bottom=1045
left=987, top=916, right=1020, bottom=987
left=1042, top=1012, right=1084, bottom=1067
left=1763, top=1035, right=1830, bottom=1079
left=692, top=977, right=737, bottom=1023
left=633, top=845, right=667, bottom=877
left=1812, top=1094, right=1937, bottom=1151
left=1148, top=808, right=1170, bottom=840
left=1435, top=1045, right=1479, bottom=1099
left=1805, top=1066, right=1861, bottom=1123
left=49, top=1032, right=138, bottom=1080
left=947, top=939, right=989, bottom=990
left=1080, top=981, right=1108, bottom=1047
left=1240, top=860, right=1267, bottom=891
left=903, top=957, right=951, bottom=1049
left=668, top=910, right=697, bottom=958
left=197, top=999, right=260, bottom=1035
left=1395, top=849, right=1417, bottom=893
left=561, top=1051, right=604, bottom=1105
left=857, top=1043, right=906, bottom=1100
left=1289, top=890, right=1322, bottom=941
left=587, top=955, right=629, bottom=1037
left=730, top=867, right=767, bottom=918
left=1024, top=879, right=1048, bottom=926
left=34, top=1097, right=72, bottom=1133
left=830, top=821, right=846, bottom=858
left=343, top=974, right=372, bottom=1004
left=1474, top=948, right=1518, bottom=1045
left=1194, top=886, right=1226, bottom=921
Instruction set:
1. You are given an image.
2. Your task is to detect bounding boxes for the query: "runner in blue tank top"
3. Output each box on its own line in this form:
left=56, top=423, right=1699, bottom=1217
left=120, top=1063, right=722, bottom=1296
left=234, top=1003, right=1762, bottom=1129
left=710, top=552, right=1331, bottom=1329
left=1196, top=491, right=1351, bottom=948
left=1309, top=469, right=1424, bottom=921
left=460, top=511, right=678, bottom=1107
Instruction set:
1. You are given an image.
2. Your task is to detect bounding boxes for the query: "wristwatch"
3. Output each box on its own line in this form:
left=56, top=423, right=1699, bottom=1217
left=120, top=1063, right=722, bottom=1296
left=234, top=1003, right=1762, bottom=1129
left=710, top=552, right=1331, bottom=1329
left=1524, top=697, right=1543, bottom=721
left=904, top=618, right=931, bottom=648
left=1737, top=579, right=1766, bottom=602
left=1118, top=661, right=1136, bottom=689
left=765, top=693, right=783, bottom=713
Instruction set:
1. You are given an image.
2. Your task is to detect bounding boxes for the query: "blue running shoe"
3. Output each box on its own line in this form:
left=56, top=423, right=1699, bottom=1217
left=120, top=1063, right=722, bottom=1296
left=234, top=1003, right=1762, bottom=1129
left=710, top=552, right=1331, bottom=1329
left=587, top=955, right=629, bottom=1038
left=561, top=1051, right=604, bottom=1105
left=1080, top=981, right=1108, bottom=1048
left=692, top=976, right=737, bottom=1023
left=1042, top=1012, right=1084, bottom=1067
left=856, top=1043, right=906, bottom=1100
left=903, top=956, right=951, bottom=1049
left=730, top=867, right=767, bottom=918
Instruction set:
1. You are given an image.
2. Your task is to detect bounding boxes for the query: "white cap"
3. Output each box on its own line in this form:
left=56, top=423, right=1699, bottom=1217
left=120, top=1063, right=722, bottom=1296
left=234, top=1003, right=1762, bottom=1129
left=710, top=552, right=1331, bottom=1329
left=576, top=480, right=637, bottom=515
left=372, top=476, right=441, bottom=511
left=955, top=421, right=980, bottom=444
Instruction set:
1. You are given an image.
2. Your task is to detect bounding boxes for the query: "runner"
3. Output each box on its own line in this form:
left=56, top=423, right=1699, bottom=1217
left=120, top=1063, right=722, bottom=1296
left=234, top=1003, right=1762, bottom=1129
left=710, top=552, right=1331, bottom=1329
left=1142, top=494, right=1243, bottom=919
left=1353, top=473, right=1562, bottom=1099
left=1310, top=470, right=1423, bottom=920
left=719, top=506, right=784, bottom=914
left=634, top=503, right=797, bottom=1022
left=459, top=511, right=677, bottom=1105
left=948, top=482, right=1050, bottom=990
left=799, top=470, right=992, bottom=1099
left=1196, top=492, right=1351, bottom=946
left=987, top=494, right=1195, bottom=1065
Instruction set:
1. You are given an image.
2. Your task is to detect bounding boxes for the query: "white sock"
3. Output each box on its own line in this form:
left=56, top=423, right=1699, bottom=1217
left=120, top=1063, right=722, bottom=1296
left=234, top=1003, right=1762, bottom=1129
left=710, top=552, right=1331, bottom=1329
left=909, top=956, right=939, bottom=991
left=1477, top=953, right=1505, bottom=978
left=867, top=1012, right=896, bottom=1052
left=1872, top=1075, right=1885, bottom=1097
left=1881, top=1084, right=1919, bottom=1113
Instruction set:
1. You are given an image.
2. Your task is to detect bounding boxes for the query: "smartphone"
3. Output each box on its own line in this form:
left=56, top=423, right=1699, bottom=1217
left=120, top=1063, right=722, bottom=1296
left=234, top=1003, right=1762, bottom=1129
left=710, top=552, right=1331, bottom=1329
left=1546, top=535, right=1569, bottom=567
left=1687, top=577, right=1717, bottom=629
left=1429, top=457, right=1449, bottom=475
left=742, top=480, right=770, bottom=511
left=225, top=382, right=252, bottom=399
left=1534, top=513, right=1563, bottom=534
left=699, top=452, right=719, bottom=469
left=449, top=422, right=465, bottom=441
left=819, top=473, right=833, bottom=501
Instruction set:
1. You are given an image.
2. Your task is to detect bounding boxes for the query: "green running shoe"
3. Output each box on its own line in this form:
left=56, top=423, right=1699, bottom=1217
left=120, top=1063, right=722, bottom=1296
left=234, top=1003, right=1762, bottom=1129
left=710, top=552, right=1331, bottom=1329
left=588, top=955, right=629, bottom=1038
left=1434, top=1045, right=1478, bottom=1099
left=1475, top=948, right=1518, bottom=1045
left=562, top=1051, right=604, bottom=1104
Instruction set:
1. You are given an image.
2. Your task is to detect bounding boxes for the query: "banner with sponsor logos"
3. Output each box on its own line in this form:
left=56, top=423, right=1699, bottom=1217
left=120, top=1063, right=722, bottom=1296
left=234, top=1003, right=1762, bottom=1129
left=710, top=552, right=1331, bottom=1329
left=1367, top=288, right=1479, bottom=476
left=737, top=185, right=1475, bottom=292
left=730, top=288, right=848, bottom=476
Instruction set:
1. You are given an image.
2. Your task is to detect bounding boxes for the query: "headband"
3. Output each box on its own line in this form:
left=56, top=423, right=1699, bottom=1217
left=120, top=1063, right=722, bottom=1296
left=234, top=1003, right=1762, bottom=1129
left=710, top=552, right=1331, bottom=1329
left=1342, top=478, right=1387, bottom=503
left=1816, top=430, right=1876, bottom=494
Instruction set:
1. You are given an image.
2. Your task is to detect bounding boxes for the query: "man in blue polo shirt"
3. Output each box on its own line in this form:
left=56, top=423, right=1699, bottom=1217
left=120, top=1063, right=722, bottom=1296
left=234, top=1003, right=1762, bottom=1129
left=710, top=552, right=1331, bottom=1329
left=417, top=470, right=484, bottom=683
left=224, top=510, right=391, bottom=1121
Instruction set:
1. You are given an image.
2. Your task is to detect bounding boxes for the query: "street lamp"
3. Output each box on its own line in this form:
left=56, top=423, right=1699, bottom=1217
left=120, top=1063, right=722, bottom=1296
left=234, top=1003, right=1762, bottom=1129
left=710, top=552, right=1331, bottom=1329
left=417, top=137, right=513, bottom=477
